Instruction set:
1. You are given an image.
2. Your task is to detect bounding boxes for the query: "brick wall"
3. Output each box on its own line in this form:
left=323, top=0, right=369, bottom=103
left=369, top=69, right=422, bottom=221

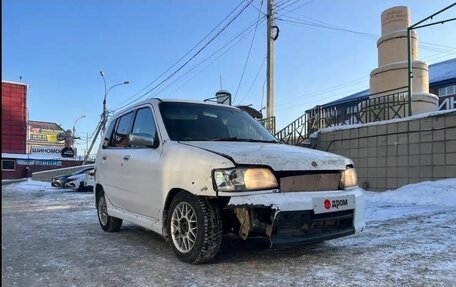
left=314, top=110, right=456, bottom=191
left=1, top=82, right=28, bottom=154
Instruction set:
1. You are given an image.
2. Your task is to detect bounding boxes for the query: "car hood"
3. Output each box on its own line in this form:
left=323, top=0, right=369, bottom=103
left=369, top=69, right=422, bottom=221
left=182, top=141, right=351, bottom=171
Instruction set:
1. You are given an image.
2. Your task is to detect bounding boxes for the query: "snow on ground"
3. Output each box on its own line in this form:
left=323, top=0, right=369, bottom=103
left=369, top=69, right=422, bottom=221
left=2, top=178, right=456, bottom=286
left=10, top=178, right=456, bottom=221
left=11, top=179, right=52, bottom=190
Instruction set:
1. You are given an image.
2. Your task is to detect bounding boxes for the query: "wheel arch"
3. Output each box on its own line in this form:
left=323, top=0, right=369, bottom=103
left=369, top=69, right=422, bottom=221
left=95, top=184, right=104, bottom=208
left=162, top=188, right=188, bottom=237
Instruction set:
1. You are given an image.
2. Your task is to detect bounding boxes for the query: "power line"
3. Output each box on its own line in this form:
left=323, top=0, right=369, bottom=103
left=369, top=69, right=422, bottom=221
left=239, top=55, right=267, bottom=104
left=276, top=0, right=307, bottom=12
left=233, top=0, right=264, bottom=103
left=275, top=81, right=369, bottom=112
left=112, top=0, right=254, bottom=112
left=162, top=24, right=264, bottom=99
left=275, top=0, right=301, bottom=10
left=274, top=76, right=369, bottom=110
left=276, top=0, right=314, bottom=15
left=278, top=16, right=378, bottom=37
left=110, top=16, right=266, bottom=110
left=276, top=76, right=369, bottom=105
left=110, top=0, right=249, bottom=111
left=152, top=17, right=266, bottom=99
left=278, top=12, right=456, bottom=51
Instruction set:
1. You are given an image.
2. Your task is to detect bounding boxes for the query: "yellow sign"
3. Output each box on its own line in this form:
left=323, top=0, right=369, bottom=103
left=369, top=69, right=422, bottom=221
left=29, top=127, right=65, bottom=145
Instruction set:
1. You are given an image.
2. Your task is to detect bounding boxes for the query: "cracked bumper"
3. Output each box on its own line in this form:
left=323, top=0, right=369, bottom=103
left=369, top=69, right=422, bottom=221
left=226, top=188, right=365, bottom=244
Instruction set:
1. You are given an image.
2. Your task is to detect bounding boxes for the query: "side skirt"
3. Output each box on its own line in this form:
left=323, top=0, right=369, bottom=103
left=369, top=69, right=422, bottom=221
left=107, top=205, right=163, bottom=235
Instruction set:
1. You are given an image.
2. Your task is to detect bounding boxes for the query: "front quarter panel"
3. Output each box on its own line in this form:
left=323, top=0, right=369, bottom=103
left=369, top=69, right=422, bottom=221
left=161, top=142, right=235, bottom=199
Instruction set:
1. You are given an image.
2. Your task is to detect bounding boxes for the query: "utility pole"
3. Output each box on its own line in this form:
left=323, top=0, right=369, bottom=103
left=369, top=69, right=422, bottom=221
left=83, top=120, right=102, bottom=164
left=100, top=71, right=108, bottom=132
left=266, top=0, right=274, bottom=119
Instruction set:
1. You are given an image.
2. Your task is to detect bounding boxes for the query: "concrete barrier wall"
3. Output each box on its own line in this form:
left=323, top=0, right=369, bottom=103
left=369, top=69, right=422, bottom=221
left=32, top=164, right=94, bottom=182
left=314, top=110, right=456, bottom=191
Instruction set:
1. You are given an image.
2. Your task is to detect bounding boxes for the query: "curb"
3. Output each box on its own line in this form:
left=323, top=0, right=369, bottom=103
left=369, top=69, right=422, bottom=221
left=2, top=178, right=27, bottom=185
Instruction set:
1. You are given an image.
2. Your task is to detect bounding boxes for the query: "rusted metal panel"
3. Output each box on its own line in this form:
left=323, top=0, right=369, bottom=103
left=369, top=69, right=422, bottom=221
left=280, top=173, right=341, bottom=192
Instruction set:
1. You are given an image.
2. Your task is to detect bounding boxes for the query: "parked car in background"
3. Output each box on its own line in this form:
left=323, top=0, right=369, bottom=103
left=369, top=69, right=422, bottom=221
left=51, top=166, right=94, bottom=189
left=94, top=99, right=365, bottom=264
left=65, top=168, right=95, bottom=191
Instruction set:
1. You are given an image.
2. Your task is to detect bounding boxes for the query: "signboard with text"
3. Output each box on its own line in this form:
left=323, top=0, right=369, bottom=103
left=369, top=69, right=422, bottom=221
left=30, top=145, right=64, bottom=156
left=29, top=121, right=65, bottom=145
left=16, top=159, right=62, bottom=166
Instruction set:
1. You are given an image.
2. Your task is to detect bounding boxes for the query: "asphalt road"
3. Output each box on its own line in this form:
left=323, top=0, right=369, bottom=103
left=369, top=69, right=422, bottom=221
left=2, top=180, right=455, bottom=287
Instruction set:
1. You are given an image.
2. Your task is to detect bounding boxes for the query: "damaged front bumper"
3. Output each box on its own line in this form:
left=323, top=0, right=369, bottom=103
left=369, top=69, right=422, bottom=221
left=225, top=188, right=365, bottom=247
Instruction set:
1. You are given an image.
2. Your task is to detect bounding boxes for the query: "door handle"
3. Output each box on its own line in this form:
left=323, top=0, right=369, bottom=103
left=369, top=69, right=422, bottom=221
left=102, top=155, right=107, bottom=160
left=123, top=155, right=130, bottom=161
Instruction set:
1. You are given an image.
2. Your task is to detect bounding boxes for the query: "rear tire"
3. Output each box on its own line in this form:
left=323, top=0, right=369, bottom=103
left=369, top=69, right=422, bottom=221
left=96, top=191, right=122, bottom=232
left=167, top=192, right=223, bottom=264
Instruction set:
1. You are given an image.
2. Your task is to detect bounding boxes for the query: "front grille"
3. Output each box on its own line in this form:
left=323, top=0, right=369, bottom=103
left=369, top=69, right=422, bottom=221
left=270, top=210, right=355, bottom=245
left=277, top=171, right=342, bottom=192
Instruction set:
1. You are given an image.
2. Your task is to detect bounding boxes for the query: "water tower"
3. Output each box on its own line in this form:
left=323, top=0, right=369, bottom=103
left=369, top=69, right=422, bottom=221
left=369, top=6, right=438, bottom=116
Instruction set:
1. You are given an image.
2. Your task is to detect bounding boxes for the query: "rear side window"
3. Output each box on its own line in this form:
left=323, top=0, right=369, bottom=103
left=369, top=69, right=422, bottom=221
left=102, top=120, right=117, bottom=149
left=132, top=108, right=158, bottom=140
left=110, top=111, right=135, bottom=148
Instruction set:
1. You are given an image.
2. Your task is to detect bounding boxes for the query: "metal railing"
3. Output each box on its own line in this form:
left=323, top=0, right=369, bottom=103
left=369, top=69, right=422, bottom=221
left=275, top=89, right=410, bottom=146
left=258, top=116, right=276, bottom=134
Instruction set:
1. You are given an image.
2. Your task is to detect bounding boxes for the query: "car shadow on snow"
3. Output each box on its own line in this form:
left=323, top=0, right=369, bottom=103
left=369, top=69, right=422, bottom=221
left=109, top=225, right=342, bottom=264
left=213, top=235, right=334, bottom=264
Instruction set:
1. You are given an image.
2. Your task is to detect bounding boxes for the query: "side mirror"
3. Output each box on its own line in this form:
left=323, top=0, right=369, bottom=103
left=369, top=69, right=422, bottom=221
left=129, top=133, right=155, bottom=148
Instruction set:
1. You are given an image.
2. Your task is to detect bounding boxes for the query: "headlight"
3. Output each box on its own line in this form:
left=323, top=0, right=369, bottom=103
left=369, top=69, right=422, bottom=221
left=213, top=167, right=278, bottom=192
left=340, top=167, right=358, bottom=188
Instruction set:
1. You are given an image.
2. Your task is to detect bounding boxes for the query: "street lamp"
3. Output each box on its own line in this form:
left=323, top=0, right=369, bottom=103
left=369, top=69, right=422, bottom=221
left=72, top=115, right=86, bottom=148
left=100, top=70, right=130, bottom=132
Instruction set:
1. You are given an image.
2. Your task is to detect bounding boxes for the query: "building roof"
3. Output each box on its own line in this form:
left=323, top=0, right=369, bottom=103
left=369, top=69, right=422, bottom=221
left=29, top=121, right=65, bottom=131
left=2, top=80, right=29, bottom=87
left=321, top=58, right=456, bottom=109
left=428, top=58, right=456, bottom=85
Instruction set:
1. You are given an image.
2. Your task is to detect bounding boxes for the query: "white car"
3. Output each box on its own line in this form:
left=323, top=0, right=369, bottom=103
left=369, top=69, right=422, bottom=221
left=94, top=99, right=365, bottom=264
left=65, top=169, right=95, bottom=191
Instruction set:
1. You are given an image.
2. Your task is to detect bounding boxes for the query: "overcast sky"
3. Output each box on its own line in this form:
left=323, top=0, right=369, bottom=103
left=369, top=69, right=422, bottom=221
left=2, top=0, right=455, bottom=154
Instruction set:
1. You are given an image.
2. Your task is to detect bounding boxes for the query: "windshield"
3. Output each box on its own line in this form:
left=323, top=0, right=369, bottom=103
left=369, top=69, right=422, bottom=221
left=159, top=102, right=277, bottom=143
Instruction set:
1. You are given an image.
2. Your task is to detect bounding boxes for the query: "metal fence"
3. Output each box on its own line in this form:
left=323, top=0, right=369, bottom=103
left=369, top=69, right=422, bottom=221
left=258, top=116, right=276, bottom=135
left=275, top=89, right=410, bottom=146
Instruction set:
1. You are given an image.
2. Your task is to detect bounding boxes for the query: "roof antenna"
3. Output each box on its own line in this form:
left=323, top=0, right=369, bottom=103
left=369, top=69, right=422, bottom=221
left=19, top=76, right=22, bottom=82
left=219, top=74, right=223, bottom=90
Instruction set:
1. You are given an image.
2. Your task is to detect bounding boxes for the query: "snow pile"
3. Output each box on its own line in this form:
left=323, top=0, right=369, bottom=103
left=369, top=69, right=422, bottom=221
left=364, top=178, right=456, bottom=223
left=366, top=178, right=456, bottom=206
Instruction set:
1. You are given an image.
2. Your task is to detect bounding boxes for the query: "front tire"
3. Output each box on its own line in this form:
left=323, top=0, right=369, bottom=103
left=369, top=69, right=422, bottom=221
left=167, top=192, right=223, bottom=264
left=96, top=191, right=122, bottom=232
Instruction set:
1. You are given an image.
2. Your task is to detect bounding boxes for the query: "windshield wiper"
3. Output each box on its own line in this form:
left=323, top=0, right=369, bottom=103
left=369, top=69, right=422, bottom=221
left=212, top=137, right=277, bottom=143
